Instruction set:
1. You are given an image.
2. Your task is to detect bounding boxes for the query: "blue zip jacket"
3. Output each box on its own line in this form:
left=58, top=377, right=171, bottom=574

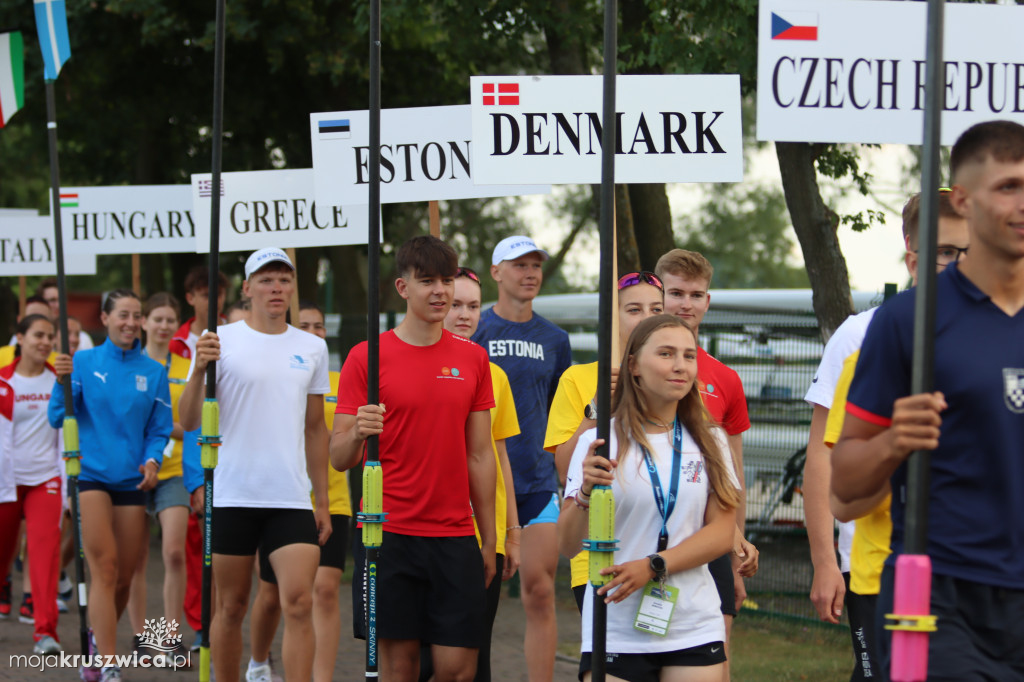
left=48, top=338, right=172, bottom=490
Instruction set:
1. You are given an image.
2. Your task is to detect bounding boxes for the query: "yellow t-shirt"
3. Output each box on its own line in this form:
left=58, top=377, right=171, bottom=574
left=314, top=371, right=352, bottom=516
left=825, top=350, right=891, bottom=596
left=155, top=353, right=190, bottom=481
left=474, top=363, right=520, bottom=556
left=545, top=362, right=597, bottom=588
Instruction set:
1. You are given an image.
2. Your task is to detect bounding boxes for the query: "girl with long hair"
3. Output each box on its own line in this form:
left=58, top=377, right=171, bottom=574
left=126, top=292, right=193, bottom=662
left=559, top=314, right=741, bottom=682
left=0, top=315, right=63, bottom=654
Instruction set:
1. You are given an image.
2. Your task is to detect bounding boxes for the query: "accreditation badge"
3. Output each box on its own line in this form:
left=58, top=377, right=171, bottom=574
left=633, top=582, right=678, bottom=636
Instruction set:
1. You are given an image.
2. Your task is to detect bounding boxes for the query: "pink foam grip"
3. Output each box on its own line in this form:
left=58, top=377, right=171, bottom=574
left=890, top=554, right=932, bottom=682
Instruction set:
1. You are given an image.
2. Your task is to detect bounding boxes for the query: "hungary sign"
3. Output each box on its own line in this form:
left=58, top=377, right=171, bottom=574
left=757, top=0, right=1024, bottom=144
left=469, top=74, right=743, bottom=185
left=191, top=168, right=374, bottom=253
left=56, top=185, right=195, bottom=255
left=310, top=105, right=549, bottom=206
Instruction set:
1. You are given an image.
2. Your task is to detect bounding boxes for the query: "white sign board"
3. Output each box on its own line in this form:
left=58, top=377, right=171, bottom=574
left=0, top=215, right=97, bottom=276
left=55, top=185, right=195, bottom=255
left=757, top=0, right=1024, bottom=145
left=469, top=74, right=743, bottom=185
left=310, top=105, right=550, bottom=206
left=191, top=168, right=374, bottom=253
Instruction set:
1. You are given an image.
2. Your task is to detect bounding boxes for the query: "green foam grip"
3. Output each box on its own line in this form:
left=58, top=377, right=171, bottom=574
left=201, top=399, right=220, bottom=470
left=362, top=462, right=384, bottom=548
left=588, top=485, right=615, bottom=586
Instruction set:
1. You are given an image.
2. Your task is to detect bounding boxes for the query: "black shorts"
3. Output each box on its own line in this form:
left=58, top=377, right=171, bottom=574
left=79, top=480, right=146, bottom=506
left=211, top=507, right=318, bottom=559
left=708, top=553, right=737, bottom=617
left=877, top=565, right=1024, bottom=681
left=351, top=531, right=485, bottom=648
left=843, top=572, right=880, bottom=682
left=516, top=491, right=559, bottom=526
left=579, top=642, right=726, bottom=681
left=259, top=514, right=349, bottom=584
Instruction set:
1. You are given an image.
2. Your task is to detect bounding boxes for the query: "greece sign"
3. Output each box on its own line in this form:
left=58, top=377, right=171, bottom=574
left=310, top=105, right=549, bottom=206
left=56, top=185, right=195, bottom=255
left=469, top=74, right=743, bottom=185
left=757, top=0, right=1024, bottom=144
left=191, top=169, right=373, bottom=253
left=0, top=215, right=97, bottom=276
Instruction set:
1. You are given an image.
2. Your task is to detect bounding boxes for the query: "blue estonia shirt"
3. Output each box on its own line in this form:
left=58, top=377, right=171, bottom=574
left=473, top=307, right=572, bottom=496
left=847, top=265, right=1024, bottom=590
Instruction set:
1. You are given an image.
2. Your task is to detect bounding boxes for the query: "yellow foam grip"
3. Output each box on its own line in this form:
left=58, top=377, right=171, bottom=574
left=588, top=486, right=615, bottom=586
left=61, top=416, right=81, bottom=477
left=362, top=462, right=383, bottom=548
left=201, top=399, right=220, bottom=470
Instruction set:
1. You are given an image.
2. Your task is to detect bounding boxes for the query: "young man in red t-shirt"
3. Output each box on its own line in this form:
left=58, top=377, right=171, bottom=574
left=331, top=235, right=497, bottom=682
left=656, top=248, right=756, bottom=682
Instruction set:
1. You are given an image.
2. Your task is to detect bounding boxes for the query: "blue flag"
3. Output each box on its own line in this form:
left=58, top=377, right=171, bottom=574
left=33, top=0, right=71, bottom=81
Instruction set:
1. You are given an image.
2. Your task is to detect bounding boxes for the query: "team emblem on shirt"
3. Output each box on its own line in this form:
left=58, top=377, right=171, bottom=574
left=1004, top=368, right=1024, bottom=413
left=136, top=375, right=148, bottom=392
left=437, top=366, right=465, bottom=380
left=682, top=460, right=704, bottom=483
left=289, top=354, right=311, bottom=371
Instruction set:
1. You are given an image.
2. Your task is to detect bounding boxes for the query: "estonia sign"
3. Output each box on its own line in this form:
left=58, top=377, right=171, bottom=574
left=56, top=185, right=195, bottom=255
left=758, top=0, right=1024, bottom=145
left=191, top=168, right=373, bottom=253
left=0, top=215, right=96, bottom=276
left=469, top=74, right=743, bottom=185
left=310, top=105, right=549, bottom=207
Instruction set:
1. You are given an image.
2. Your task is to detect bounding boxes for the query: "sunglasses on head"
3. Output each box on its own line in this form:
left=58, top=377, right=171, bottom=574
left=617, top=271, right=663, bottom=291
left=456, top=267, right=480, bottom=283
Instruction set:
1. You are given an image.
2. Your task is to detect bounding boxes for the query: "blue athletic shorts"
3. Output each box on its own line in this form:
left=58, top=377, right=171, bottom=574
left=517, top=491, right=559, bottom=526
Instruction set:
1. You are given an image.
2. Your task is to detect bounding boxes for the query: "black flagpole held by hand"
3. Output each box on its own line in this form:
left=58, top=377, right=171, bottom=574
left=587, top=2, right=618, bottom=681
left=198, top=0, right=227, bottom=680
left=358, top=0, right=386, bottom=679
left=44, top=79, right=89, bottom=658
left=888, top=1, right=943, bottom=680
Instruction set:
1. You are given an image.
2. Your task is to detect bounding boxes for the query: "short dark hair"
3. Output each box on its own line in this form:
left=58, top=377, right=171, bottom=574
left=901, top=191, right=962, bottom=249
left=25, top=294, right=48, bottom=307
left=395, top=235, right=458, bottom=279
left=299, top=300, right=324, bottom=318
left=950, top=120, right=1024, bottom=183
left=184, top=265, right=229, bottom=294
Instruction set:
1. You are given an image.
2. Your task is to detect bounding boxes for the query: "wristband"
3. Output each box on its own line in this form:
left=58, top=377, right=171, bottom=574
left=579, top=487, right=592, bottom=498
left=573, top=492, right=590, bottom=510
left=506, top=525, right=523, bottom=531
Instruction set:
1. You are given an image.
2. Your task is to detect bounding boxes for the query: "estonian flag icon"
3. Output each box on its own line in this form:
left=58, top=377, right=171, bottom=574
left=318, top=118, right=351, bottom=140
left=771, top=12, right=818, bottom=41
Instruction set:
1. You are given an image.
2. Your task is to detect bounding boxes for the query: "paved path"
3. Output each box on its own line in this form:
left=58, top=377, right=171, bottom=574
left=0, top=535, right=582, bottom=681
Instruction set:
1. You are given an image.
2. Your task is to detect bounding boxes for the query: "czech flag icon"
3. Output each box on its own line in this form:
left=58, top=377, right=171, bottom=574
left=771, top=11, right=818, bottom=41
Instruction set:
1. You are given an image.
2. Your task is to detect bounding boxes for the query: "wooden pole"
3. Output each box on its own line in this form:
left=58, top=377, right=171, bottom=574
left=131, top=253, right=141, bottom=295
left=18, top=276, right=26, bottom=317
left=428, top=200, right=440, bottom=238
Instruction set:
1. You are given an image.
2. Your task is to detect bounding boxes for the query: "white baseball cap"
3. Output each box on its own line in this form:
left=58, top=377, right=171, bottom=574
left=244, top=247, right=295, bottom=279
left=491, top=235, right=549, bottom=266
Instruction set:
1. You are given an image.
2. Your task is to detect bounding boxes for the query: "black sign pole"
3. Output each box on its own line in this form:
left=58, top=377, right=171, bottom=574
left=198, top=0, right=227, bottom=680
left=889, top=1, right=944, bottom=680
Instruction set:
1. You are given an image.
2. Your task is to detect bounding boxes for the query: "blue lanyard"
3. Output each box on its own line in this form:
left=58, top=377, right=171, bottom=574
left=640, top=419, right=683, bottom=552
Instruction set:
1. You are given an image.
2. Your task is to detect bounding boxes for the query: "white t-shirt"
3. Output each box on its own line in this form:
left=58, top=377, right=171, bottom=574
left=803, top=308, right=877, bottom=573
left=188, top=321, right=330, bottom=509
left=566, top=421, right=739, bottom=654
left=11, top=371, right=61, bottom=486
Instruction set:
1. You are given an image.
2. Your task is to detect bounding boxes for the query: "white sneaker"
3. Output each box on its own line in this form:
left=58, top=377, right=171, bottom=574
left=99, top=666, right=122, bottom=682
left=57, top=597, right=69, bottom=613
left=33, top=635, right=63, bottom=654
left=245, top=663, right=272, bottom=682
